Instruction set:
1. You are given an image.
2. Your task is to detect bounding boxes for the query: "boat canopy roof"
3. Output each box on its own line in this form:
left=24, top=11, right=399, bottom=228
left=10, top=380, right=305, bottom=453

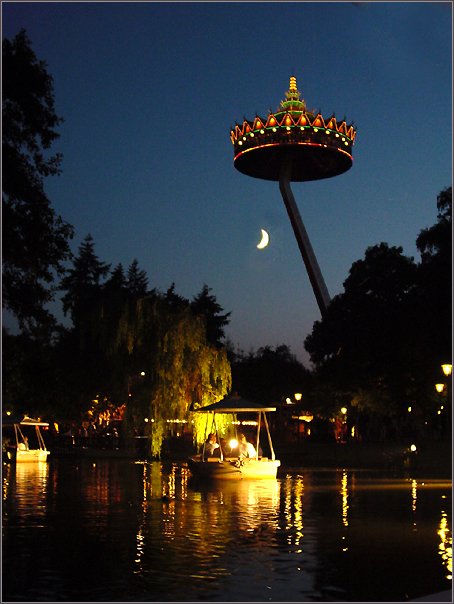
left=194, top=394, right=276, bottom=414
left=2, top=415, right=49, bottom=427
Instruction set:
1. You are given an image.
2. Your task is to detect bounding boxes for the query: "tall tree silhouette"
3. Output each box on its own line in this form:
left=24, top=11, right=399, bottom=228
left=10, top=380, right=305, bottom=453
left=126, top=259, right=148, bottom=297
left=60, top=234, right=111, bottom=328
left=2, top=29, right=74, bottom=332
left=190, top=284, right=231, bottom=348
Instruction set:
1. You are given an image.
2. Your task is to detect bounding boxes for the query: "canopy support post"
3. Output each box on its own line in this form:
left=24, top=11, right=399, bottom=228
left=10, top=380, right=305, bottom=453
left=279, top=159, right=331, bottom=317
left=256, top=411, right=261, bottom=461
left=263, top=412, right=275, bottom=461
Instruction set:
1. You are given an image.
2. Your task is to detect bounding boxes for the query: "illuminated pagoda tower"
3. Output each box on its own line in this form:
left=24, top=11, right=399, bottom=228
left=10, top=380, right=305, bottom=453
left=230, top=77, right=356, bottom=316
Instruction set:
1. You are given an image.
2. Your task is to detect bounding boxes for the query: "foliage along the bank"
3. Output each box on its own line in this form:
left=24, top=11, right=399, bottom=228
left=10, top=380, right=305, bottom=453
left=304, top=187, right=452, bottom=422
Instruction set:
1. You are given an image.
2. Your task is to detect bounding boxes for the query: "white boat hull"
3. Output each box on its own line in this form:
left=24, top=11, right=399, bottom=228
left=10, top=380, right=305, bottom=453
left=188, top=455, right=280, bottom=480
left=9, top=449, right=50, bottom=463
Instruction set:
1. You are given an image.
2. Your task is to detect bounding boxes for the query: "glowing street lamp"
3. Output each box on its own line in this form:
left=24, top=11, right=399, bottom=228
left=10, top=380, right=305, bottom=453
left=436, top=384, right=445, bottom=393
left=442, top=364, right=452, bottom=377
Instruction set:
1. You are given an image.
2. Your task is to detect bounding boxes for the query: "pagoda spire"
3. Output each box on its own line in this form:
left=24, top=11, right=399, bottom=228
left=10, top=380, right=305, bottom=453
left=280, top=76, right=306, bottom=112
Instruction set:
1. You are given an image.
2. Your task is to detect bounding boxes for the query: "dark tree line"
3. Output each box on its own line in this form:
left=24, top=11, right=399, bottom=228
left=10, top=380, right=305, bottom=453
left=304, top=186, right=452, bottom=433
left=230, top=344, right=312, bottom=406
left=3, top=231, right=234, bottom=454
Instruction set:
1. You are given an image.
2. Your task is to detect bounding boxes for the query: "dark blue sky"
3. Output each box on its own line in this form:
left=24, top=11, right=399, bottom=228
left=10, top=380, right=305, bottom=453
left=3, top=2, right=452, bottom=365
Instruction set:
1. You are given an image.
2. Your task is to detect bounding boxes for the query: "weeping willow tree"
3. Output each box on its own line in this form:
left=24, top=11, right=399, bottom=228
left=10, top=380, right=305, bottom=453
left=98, top=294, right=232, bottom=457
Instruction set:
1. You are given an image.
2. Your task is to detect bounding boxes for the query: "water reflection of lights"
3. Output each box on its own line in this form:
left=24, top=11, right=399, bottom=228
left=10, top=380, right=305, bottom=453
left=282, top=475, right=305, bottom=551
left=13, top=462, right=49, bottom=519
left=3, top=463, right=12, bottom=501
left=411, top=479, right=417, bottom=516
left=341, top=471, right=349, bottom=527
left=438, top=509, right=452, bottom=580
left=167, top=465, right=176, bottom=499
left=293, top=477, right=304, bottom=551
left=135, top=527, right=145, bottom=567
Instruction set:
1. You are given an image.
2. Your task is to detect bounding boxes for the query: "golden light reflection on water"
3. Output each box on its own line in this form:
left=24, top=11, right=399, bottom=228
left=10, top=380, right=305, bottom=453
left=412, top=479, right=417, bottom=514
left=438, top=508, right=452, bottom=580
left=12, top=462, right=49, bottom=521
left=293, top=477, right=304, bottom=551
left=3, top=463, right=12, bottom=501
left=341, top=470, right=349, bottom=527
left=3, top=461, right=451, bottom=602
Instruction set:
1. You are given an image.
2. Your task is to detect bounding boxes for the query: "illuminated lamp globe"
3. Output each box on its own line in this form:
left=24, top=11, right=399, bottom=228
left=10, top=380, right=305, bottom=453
left=435, top=384, right=445, bottom=393
left=442, top=364, right=452, bottom=376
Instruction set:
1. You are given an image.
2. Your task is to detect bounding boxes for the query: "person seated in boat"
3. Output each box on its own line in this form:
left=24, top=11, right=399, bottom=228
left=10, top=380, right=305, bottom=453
left=203, top=433, right=220, bottom=460
left=23, top=436, right=29, bottom=450
left=238, top=434, right=256, bottom=459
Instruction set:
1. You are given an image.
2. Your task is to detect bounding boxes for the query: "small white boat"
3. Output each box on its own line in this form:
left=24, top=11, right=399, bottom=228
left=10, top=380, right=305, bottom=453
left=188, top=394, right=281, bottom=480
left=2, top=415, right=50, bottom=462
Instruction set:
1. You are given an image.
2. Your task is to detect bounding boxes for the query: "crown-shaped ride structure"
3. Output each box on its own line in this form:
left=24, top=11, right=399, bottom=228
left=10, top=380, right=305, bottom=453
left=231, top=77, right=356, bottom=182
left=230, top=78, right=357, bottom=317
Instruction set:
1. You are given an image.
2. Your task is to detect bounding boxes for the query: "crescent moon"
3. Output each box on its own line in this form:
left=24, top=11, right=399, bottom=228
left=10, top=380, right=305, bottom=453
left=257, top=229, right=269, bottom=249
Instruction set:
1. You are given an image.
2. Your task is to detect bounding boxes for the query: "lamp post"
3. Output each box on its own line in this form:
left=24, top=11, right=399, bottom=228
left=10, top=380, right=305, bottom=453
left=435, top=364, right=452, bottom=439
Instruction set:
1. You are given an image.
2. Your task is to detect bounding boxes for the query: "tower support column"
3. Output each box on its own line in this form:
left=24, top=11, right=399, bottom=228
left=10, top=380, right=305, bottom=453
left=279, top=160, right=331, bottom=317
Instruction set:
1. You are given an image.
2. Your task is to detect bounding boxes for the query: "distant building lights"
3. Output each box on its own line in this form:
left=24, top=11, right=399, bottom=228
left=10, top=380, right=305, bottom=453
left=314, top=128, right=318, bottom=132
left=272, top=127, right=277, bottom=132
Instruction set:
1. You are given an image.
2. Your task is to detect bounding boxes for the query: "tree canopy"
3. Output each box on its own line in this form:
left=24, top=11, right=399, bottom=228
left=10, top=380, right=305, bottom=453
left=190, top=284, right=231, bottom=348
left=2, top=30, right=74, bottom=333
left=55, top=237, right=233, bottom=455
left=231, top=344, right=312, bottom=406
left=304, top=187, right=452, bottom=420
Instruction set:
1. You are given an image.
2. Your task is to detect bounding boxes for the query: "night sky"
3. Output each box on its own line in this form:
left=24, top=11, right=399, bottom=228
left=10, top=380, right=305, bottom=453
left=2, top=2, right=452, bottom=366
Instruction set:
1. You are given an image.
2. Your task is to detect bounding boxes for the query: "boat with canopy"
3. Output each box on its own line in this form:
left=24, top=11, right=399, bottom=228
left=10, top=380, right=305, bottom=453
left=2, top=415, right=50, bottom=462
left=188, top=394, right=280, bottom=479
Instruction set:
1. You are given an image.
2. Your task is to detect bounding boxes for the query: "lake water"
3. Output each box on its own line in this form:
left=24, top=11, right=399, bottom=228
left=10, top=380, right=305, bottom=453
left=2, top=458, right=452, bottom=602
